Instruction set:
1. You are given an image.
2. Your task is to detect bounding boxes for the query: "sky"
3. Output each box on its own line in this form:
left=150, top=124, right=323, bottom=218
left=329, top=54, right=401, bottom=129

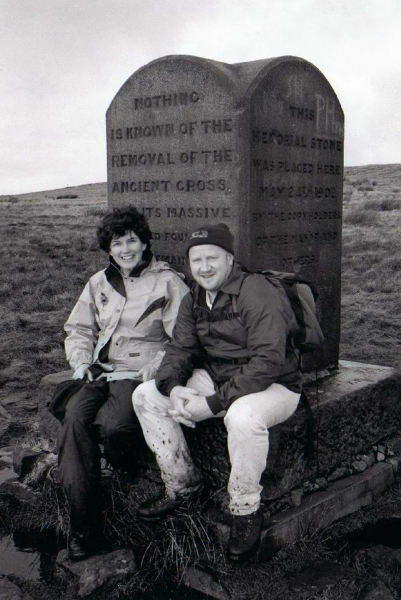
left=1, top=0, right=400, bottom=195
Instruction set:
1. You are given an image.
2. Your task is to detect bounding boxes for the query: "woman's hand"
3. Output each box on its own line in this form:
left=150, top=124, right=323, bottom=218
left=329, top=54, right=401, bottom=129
left=136, top=363, right=157, bottom=382
left=137, top=351, right=165, bottom=382
left=72, top=364, right=91, bottom=381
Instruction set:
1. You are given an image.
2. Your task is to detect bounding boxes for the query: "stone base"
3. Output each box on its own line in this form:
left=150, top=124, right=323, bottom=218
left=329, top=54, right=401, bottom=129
left=184, top=361, right=401, bottom=500
left=257, top=462, right=395, bottom=561
left=36, top=370, right=72, bottom=444
left=35, top=361, right=401, bottom=502
left=185, top=461, right=398, bottom=599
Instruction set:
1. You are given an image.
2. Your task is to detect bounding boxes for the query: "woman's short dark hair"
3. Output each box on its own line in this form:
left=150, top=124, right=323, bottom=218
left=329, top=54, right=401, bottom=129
left=97, top=206, right=152, bottom=259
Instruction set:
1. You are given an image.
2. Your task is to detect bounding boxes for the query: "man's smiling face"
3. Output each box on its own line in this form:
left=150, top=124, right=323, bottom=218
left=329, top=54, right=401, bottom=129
left=188, top=244, right=234, bottom=292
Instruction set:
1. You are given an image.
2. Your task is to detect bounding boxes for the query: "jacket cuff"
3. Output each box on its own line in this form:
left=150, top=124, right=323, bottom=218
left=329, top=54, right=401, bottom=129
left=157, top=379, right=182, bottom=397
left=206, top=393, right=223, bottom=415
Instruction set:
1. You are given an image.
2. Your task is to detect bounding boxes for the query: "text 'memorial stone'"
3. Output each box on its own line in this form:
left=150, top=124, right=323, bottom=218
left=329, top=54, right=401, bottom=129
left=107, top=55, right=344, bottom=370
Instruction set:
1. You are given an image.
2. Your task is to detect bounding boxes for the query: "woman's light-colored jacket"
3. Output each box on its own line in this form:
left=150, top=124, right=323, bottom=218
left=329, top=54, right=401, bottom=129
left=64, top=257, right=189, bottom=375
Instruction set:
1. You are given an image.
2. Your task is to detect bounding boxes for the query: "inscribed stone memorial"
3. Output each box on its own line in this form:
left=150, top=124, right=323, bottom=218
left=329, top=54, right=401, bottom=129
left=106, top=55, right=344, bottom=371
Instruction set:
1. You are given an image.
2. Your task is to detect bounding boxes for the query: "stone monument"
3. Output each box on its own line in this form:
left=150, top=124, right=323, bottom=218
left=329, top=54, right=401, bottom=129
left=31, top=56, right=401, bottom=569
left=106, top=55, right=344, bottom=371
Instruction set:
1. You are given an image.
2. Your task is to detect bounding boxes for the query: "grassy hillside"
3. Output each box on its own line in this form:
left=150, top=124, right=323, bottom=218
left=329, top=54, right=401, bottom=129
left=0, top=166, right=400, bottom=417
left=341, top=164, right=401, bottom=366
left=0, top=183, right=108, bottom=414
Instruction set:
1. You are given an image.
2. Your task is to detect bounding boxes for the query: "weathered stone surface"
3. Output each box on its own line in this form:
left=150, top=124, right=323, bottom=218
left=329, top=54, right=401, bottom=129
left=107, top=54, right=344, bottom=372
left=328, top=467, right=353, bottom=482
left=0, top=392, right=28, bottom=406
left=259, top=462, right=394, bottom=561
left=185, top=361, right=401, bottom=500
left=21, top=452, right=58, bottom=486
left=183, top=567, right=231, bottom=600
left=286, top=562, right=355, bottom=596
left=0, top=405, right=12, bottom=419
left=0, top=422, right=10, bottom=440
left=0, top=447, right=14, bottom=468
left=387, top=457, right=400, bottom=472
left=57, top=548, right=135, bottom=597
left=0, top=480, right=36, bottom=504
left=359, top=581, right=395, bottom=600
left=0, top=577, right=34, bottom=600
left=355, top=545, right=401, bottom=573
left=212, top=461, right=394, bottom=561
left=35, top=361, right=401, bottom=503
left=352, top=459, right=368, bottom=473
left=12, top=447, right=45, bottom=478
left=35, top=370, right=72, bottom=441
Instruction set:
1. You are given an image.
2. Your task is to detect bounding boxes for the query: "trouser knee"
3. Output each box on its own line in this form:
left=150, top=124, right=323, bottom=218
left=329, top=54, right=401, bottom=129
left=224, top=402, right=265, bottom=439
left=132, top=381, right=155, bottom=414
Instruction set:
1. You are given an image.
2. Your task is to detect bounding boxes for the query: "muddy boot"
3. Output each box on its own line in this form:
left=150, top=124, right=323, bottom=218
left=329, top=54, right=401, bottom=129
left=228, top=508, right=263, bottom=562
left=137, top=491, right=185, bottom=521
left=68, top=532, right=93, bottom=561
left=137, top=482, right=203, bottom=521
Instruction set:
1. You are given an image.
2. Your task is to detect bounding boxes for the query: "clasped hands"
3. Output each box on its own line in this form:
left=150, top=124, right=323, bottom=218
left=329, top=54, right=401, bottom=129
left=168, top=386, right=210, bottom=428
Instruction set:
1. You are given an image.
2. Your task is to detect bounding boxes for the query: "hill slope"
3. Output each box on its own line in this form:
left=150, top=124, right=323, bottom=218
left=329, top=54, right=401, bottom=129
left=0, top=164, right=400, bottom=412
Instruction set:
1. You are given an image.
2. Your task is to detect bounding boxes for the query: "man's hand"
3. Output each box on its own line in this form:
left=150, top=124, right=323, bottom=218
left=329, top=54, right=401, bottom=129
left=169, top=386, right=198, bottom=427
left=169, top=386, right=211, bottom=427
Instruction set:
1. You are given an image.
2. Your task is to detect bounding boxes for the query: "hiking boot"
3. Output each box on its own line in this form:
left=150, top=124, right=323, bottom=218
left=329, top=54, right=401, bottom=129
left=228, top=509, right=263, bottom=562
left=68, top=533, right=92, bottom=561
left=137, top=491, right=187, bottom=521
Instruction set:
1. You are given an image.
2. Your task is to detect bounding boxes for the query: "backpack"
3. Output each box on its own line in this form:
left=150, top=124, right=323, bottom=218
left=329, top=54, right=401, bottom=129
left=233, top=269, right=324, bottom=355
left=233, top=269, right=324, bottom=461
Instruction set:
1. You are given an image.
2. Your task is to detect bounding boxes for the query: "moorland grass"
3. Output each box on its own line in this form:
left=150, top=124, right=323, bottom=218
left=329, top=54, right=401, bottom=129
left=0, top=188, right=107, bottom=406
left=1, top=169, right=400, bottom=407
left=341, top=168, right=401, bottom=366
left=1, top=168, right=401, bottom=597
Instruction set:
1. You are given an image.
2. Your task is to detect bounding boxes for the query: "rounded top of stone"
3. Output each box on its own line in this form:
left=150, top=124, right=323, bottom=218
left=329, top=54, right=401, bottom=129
left=108, top=54, right=342, bottom=114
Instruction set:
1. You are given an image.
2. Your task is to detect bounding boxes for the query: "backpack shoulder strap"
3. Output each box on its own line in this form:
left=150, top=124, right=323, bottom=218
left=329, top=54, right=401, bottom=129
left=230, top=272, right=252, bottom=318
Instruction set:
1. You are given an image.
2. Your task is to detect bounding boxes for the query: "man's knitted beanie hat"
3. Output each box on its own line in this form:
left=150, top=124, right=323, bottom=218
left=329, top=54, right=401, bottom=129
left=186, top=223, right=234, bottom=255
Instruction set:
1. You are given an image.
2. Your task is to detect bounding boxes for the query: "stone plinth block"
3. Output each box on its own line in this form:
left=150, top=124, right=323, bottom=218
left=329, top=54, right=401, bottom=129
left=184, top=361, right=401, bottom=501
left=107, top=55, right=344, bottom=372
left=207, top=462, right=394, bottom=572
left=36, top=362, right=401, bottom=505
left=35, top=370, right=72, bottom=443
left=57, top=548, right=136, bottom=597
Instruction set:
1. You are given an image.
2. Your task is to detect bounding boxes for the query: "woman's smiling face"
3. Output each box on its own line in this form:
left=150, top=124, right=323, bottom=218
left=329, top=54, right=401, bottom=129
left=109, top=230, right=147, bottom=275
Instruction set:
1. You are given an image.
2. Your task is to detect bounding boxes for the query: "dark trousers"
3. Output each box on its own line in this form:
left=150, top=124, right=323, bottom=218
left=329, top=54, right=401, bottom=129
left=57, top=379, right=141, bottom=533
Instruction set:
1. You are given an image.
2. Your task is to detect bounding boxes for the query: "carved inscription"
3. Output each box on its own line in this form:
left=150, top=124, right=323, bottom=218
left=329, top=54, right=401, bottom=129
left=111, top=179, right=227, bottom=193
left=252, top=129, right=342, bottom=151
left=111, top=149, right=233, bottom=167
left=251, top=94, right=343, bottom=273
left=107, top=56, right=344, bottom=372
left=259, top=185, right=337, bottom=200
left=133, top=91, right=200, bottom=110
left=108, top=84, right=237, bottom=268
left=135, top=206, right=231, bottom=219
left=111, top=118, right=233, bottom=140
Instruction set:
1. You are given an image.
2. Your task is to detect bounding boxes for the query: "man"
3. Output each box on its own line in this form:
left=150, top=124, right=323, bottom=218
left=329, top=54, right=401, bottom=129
left=133, top=223, right=302, bottom=562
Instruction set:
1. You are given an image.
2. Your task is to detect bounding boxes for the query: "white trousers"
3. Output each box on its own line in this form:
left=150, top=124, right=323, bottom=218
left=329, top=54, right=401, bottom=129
left=132, top=369, right=300, bottom=515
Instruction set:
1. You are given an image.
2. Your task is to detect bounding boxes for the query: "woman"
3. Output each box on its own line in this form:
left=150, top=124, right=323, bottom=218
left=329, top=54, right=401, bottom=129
left=56, top=206, right=189, bottom=561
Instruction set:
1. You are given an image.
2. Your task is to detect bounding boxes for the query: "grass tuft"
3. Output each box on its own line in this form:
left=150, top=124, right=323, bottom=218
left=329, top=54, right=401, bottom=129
left=343, top=207, right=379, bottom=226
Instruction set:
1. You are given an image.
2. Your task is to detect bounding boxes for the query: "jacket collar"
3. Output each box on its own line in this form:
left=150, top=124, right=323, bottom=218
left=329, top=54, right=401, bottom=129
left=104, top=253, right=153, bottom=297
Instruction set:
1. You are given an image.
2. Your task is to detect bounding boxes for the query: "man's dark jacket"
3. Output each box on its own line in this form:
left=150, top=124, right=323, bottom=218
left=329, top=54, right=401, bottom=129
left=155, top=262, right=303, bottom=414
